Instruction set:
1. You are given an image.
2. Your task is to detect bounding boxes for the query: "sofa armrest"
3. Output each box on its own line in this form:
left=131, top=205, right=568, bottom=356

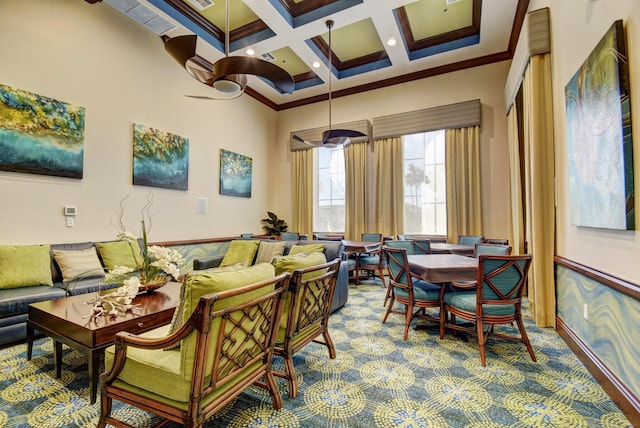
left=193, top=255, right=224, bottom=270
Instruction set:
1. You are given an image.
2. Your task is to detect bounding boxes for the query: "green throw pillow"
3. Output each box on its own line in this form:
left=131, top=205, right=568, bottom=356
left=289, top=243, right=325, bottom=256
left=96, top=240, right=144, bottom=270
left=220, top=240, right=259, bottom=267
left=0, top=244, right=53, bottom=289
left=271, top=251, right=327, bottom=276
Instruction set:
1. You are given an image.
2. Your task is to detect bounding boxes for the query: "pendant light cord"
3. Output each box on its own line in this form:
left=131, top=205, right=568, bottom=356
left=225, top=0, right=230, bottom=58
left=327, top=20, right=334, bottom=133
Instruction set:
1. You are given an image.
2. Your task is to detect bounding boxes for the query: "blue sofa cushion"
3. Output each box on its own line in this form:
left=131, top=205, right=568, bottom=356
left=0, top=286, right=66, bottom=318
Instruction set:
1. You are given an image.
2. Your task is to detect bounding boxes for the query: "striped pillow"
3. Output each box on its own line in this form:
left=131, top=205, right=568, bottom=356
left=53, top=247, right=105, bottom=283
left=254, top=241, right=286, bottom=264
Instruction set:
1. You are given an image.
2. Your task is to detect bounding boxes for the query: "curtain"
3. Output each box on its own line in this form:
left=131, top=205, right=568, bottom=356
left=507, top=104, right=525, bottom=255
left=522, top=53, right=556, bottom=327
left=344, top=142, right=368, bottom=240
left=445, top=126, right=482, bottom=243
left=291, top=149, right=313, bottom=239
left=372, top=137, right=404, bottom=238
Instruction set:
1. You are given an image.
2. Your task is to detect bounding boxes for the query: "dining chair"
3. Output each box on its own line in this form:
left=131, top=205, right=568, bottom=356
left=484, top=238, right=509, bottom=245
left=358, top=233, right=386, bottom=286
left=473, top=243, right=512, bottom=258
left=382, top=241, right=414, bottom=307
left=273, top=259, right=341, bottom=398
left=280, top=232, right=300, bottom=241
left=240, top=233, right=254, bottom=238
left=382, top=246, right=441, bottom=340
left=412, top=239, right=432, bottom=255
left=361, top=233, right=383, bottom=242
left=458, top=235, right=484, bottom=246
left=440, top=254, right=535, bottom=366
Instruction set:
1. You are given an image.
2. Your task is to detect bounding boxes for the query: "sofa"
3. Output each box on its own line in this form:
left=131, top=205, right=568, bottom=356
left=193, top=239, right=349, bottom=313
left=0, top=240, right=141, bottom=347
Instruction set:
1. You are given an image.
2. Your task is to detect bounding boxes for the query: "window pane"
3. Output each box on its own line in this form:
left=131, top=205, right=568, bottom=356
left=314, top=147, right=345, bottom=232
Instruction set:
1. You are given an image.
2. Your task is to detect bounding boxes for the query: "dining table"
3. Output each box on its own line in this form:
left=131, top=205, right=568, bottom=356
left=342, top=240, right=381, bottom=285
left=430, top=243, right=475, bottom=257
left=407, top=253, right=478, bottom=283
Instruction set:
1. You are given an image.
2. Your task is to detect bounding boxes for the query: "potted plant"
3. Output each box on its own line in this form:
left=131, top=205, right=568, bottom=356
left=261, top=211, right=288, bottom=236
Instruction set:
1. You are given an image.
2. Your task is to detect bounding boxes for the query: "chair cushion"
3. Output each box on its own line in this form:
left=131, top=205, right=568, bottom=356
left=394, top=280, right=441, bottom=302
left=443, top=291, right=516, bottom=316
left=254, top=241, right=286, bottom=264
left=359, top=255, right=384, bottom=266
left=96, top=240, right=144, bottom=270
left=289, top=243, right=324, bottom=256
left=219, top=240, right=259, bottom=267
left=0, top=245, right=53, bottom=289
left=52, top=247, right=105, bottom=283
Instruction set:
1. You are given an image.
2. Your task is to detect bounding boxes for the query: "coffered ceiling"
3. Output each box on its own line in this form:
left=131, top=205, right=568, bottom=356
left=88, top=0, right=528, bottom=110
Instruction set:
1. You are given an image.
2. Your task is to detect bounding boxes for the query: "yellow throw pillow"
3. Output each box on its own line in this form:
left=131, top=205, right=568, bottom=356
left=254, top=241, right=286, bottom=264
left=220, top=240, right=259, bottom=267
left=96, top=240, right=144, bottom=270
left=0, top=244, right=53, bottom=289
left=53, top=247, right=105, bottom=283
left=271, top=251, right=327, bottom=276
left=289, top=243, right=325, bottom=256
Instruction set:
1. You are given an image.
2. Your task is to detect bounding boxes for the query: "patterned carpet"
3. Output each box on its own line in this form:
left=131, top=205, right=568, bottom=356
left=0, top=280, right=632, bottom=427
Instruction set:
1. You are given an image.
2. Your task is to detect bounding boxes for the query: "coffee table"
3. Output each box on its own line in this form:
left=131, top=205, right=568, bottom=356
left=26, top=282, right=180, bottom=403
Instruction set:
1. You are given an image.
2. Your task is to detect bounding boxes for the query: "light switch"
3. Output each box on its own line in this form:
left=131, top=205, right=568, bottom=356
left=66, top=217, right=74, bottom=227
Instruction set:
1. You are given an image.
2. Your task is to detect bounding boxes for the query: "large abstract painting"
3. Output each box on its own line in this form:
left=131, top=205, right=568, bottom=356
left=219, top=149, right=252, bottom=198
left=0, top=84, right=85, bottom=178
left=565, top=20, right=634, bottom=230
left=133, top=123, right=189, bottom=191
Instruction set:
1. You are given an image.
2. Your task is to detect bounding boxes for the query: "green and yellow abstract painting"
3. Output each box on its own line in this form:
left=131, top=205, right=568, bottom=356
left=133, top=123, right=189, bottom=191
left=0, top=84, right=85, bottom=178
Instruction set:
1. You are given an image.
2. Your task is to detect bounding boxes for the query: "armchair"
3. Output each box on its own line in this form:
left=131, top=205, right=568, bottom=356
left=273, top=259, right=341, bottom=398
left=98, top=272, right=290, bottom=428
left=440, top=254, right=535, bottom=366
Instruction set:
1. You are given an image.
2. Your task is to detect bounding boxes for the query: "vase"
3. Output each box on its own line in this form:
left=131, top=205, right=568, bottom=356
left=139, top=275, right=171, bottom=293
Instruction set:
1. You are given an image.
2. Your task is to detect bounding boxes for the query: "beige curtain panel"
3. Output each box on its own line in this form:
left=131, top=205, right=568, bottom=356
left=507, top=104, right=526, bottom=255
left=344, top=142, right=369, bottom=240
left=372, top=137, right=405, bottom=238
left=291, top=149, right=313, bottom=238
left=445, top=126, right=483, bottom=243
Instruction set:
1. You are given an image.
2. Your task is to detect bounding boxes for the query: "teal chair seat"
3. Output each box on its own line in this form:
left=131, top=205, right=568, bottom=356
left=395, top=280, right=440, bottom=301
left=359, top=254, right=384, bottom=265
left=443, top=291, right=516, bottom=316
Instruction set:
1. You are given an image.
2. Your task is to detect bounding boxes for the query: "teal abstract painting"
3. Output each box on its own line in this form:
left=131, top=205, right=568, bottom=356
left=220, top=149, right=252, bottom=198
left=565, top=20, right=634, bottom=230
left=0, top=84, right=85, bottom=178
left=133, top=123, right=189, bottom=191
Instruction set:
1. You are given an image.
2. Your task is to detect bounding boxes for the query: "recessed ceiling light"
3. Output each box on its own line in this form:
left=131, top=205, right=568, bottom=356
left=387, top=38, right=396, bottom=46
left=246, top=48, right=255, bottom=56
left=313, top=61, right=321, bottom=68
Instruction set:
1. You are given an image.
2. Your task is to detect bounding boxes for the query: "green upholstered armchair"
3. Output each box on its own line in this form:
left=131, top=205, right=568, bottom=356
left=440, top=254, right=535, bottom=366
left=98, top=266, right=289, bottom=428
left=273, top=258, right=341, bottom=398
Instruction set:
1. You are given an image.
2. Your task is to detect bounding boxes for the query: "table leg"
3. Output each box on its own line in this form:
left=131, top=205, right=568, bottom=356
left=26, top=324, right=34, bottom=360
left=54, top=340, right=63, bottom=378
left=354, top=255, right=361, bottom=285
left=88, top=350, right=101, bottom=404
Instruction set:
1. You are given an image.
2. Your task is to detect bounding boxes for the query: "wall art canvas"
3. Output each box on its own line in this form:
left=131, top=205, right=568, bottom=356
left=565, top=20, right=634, bottom=230
left=133, top=123, right=189, bottom=191
left=0, top=84, right=85, bottom=178
left=219, top=148, right=252, bottom=198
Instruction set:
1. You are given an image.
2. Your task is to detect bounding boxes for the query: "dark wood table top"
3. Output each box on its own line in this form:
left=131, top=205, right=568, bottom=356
left=430, top=243, right=475, bottom=256
left=28, top=282, right=180, bottom=349
left=342, top=240, right=380, bottom=253
left=407, top=254, right=478, bottom=283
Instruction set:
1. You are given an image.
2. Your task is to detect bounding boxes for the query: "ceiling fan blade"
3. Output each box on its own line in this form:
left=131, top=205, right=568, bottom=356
left=164, top=35, right=197, bottom=68
left=293, top=134, right=323, bottom=147
left=212, top=56, right=295, bottom=94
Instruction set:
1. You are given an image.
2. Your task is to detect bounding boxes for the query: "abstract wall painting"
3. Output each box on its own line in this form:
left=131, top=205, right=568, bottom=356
left=565, top=20, right=634, bottom=230
left=219, top=149, right=252, bottom=198
left=133, top=123, right=189, bottom=191
left=0, top=84, right=85, bottom=178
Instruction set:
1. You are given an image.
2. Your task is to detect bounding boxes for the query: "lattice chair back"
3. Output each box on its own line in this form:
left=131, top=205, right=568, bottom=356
left=412, top=239, right=432, bottom=255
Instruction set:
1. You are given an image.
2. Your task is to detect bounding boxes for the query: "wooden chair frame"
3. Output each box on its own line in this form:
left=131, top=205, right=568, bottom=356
left=382, top=247, right=441, bottom=340
left=382, top=242, right=414, bottom=307
left=273, top=259, right=341, bottom=398
left=440, top=254, right=535, bottom=366
left=98, top=274, right=290, bottom=428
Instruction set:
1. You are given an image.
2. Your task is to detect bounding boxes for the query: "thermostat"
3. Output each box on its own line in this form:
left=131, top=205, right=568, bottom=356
left=64, top=206, right=77, bottom=216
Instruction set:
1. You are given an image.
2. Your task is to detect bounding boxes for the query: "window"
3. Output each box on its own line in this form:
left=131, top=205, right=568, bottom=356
left=403, top=130, right=447, bottom=235
left=313, top=146, right=345, bottom=232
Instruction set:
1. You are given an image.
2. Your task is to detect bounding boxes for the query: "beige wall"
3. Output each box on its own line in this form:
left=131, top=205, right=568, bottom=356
left=0, top=0, right=278, bottom=245
left=275, top=61, right=513, bottom=239
left=544, top=0, right=640, bottom=283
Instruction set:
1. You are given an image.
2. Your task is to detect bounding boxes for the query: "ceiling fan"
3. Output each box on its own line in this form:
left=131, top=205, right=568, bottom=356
left=164, top=0, right=295, bottom=99
left=293, top=20, right=366, bottom=148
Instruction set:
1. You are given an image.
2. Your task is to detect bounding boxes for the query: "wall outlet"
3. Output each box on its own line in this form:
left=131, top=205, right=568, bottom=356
left=583, top=303, right=589, bottom=320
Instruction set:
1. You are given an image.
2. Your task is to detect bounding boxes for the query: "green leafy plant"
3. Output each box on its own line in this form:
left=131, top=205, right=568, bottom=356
left=261, top=211, right=288, bottom=236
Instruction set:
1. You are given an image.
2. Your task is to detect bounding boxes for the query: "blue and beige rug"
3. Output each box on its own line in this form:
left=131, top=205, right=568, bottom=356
left=0, top=281, right=632, bottom=427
